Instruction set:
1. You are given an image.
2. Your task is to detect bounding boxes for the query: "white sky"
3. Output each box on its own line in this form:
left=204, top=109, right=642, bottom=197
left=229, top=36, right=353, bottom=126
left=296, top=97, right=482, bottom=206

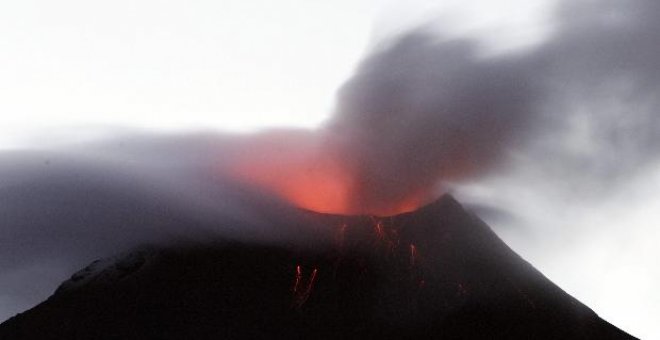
left=0, top=0, right=374, bottom=144
left=0, top=0, right=551, bottom=147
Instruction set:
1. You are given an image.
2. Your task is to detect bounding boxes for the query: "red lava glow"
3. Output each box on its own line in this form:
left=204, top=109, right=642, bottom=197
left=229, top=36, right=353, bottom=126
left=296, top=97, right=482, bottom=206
left=226, top=131, right=351, bottom=214
left=292, top=265, right=319, bottom=308
left=374, top=220, right=385, bottom=240
left=410, top=244, right=417, bottom=267
left=292, top=265, right=303, bottom=294
left=368, top=218, right=402, bottom=253
left=224, top=131, right=433, bottom=216
left=306, top=269, right=318, bottom=295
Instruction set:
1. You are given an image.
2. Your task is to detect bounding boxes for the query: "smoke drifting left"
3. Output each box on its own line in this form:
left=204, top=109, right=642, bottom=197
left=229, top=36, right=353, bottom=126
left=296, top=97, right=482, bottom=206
left=25, top=0, right=659, bottom=218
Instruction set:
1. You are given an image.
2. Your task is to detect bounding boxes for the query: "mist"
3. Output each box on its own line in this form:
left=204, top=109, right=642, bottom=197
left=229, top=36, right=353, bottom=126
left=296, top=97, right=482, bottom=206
left=0, top=134, right=336, bottom=322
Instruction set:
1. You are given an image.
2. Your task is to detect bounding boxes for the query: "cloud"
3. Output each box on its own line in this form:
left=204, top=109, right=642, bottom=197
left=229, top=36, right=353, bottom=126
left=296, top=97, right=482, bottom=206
left=0, top=137, right=330, bottom=321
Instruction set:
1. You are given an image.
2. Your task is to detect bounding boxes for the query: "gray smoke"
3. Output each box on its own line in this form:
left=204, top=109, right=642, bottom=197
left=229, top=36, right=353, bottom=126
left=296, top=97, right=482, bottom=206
left=322, top=4, right=660, bottom=335
left=0, top=133, right=330, bottom=321
left=325, top=33, right=536, bottom=213
left=325, top=0, right=660, bottom=212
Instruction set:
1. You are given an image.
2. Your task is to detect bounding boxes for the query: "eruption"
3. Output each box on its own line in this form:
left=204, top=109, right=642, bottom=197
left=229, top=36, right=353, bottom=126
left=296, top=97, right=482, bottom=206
left=0, top=1, right=659, bottom=336
left=227, top=33, right=534, bottom=216
left=226, top=130, right=352, bottom=214
left=225, top=129, right=430, bottom=215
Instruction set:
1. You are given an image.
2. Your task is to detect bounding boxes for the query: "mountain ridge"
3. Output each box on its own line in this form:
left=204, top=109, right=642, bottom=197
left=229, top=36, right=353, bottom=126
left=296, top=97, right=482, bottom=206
left=0, top=195, right=636, bottom=339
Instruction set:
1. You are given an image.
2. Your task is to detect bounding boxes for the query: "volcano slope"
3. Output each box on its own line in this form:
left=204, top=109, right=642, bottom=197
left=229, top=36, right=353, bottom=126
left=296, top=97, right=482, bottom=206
left=0, top=195, right=636, bottom=339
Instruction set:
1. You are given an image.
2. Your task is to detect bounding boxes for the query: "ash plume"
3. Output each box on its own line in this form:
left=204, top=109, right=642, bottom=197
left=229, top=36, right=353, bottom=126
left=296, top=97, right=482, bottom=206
left=324, top=33, right=536, bottom=214
left=324, top=0, right=660, bottom=214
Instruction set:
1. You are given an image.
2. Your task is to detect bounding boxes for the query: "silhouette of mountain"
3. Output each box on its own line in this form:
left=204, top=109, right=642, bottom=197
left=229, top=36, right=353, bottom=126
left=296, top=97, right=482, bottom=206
left=0, top=195, right=636, bottom=339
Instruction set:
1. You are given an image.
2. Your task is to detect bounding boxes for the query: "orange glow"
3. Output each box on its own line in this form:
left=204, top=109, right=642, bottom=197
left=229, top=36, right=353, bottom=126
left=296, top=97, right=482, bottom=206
left=233, top=157, right=351, bottom=213
left=374, top=220, right=384, bottom=240
left=226, top=130, right=352, bottom=214
left=292, top=265, right=302, bottom=293
left=292, top=265, right=319, bottom=308
left=410, top=244, right=417, bottom=267
left=223, top=130, right=435, bottom=216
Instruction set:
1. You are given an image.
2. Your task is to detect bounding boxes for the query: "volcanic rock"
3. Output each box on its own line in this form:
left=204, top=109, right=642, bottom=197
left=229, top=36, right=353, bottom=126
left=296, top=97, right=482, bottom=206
left=0, top=195, right=636, bottom=339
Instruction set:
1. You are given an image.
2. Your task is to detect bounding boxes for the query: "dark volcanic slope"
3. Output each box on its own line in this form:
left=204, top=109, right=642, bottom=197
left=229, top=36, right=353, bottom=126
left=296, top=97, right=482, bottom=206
left=0, top=195, right=635, bottom=339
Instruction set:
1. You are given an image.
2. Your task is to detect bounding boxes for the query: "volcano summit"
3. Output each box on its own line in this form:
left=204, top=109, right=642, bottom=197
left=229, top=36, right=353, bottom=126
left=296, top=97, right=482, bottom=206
left=0, top=195, right=635, bottom=339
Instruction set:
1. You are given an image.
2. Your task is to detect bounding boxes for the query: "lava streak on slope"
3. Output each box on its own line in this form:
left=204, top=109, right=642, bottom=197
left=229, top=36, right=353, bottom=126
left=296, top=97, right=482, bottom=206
left=292, top=265, right=319, bottom=309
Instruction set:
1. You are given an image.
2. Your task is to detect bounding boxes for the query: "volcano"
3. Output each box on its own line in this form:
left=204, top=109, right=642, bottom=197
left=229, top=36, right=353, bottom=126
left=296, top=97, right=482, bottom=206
left=0, top=195, right=635, bottom=339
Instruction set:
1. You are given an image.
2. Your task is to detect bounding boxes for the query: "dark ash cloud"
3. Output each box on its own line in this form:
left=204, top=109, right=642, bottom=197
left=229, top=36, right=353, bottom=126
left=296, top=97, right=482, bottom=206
left=325, top=0, right=660, bottom=210
left=325, top=33, right=536, bottom=213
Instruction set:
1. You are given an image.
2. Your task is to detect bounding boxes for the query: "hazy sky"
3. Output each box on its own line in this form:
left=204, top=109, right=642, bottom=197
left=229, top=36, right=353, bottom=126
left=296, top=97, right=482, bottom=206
left=0, top=0, right=550, bottom=146
left=1, top=0, right=659, bottom=338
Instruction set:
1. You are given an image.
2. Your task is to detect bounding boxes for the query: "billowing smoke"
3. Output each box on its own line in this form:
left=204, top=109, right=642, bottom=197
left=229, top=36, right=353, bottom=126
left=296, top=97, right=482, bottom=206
left=319, top=0, right=660, bottom=215
left=324, top=33, right=536, bottom=214
left=224, top=32, right=539, bottom=216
